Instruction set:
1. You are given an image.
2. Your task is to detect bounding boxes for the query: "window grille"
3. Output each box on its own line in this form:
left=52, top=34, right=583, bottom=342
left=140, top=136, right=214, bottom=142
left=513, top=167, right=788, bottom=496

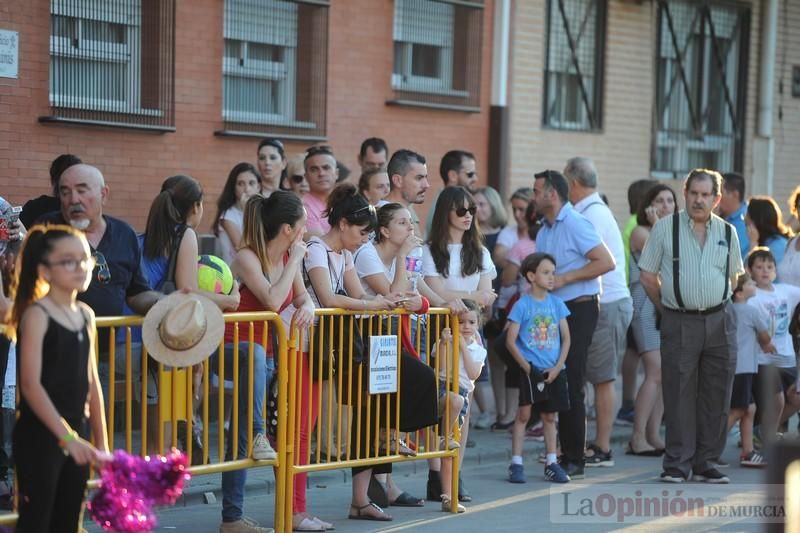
left=218, top=0, right=328, bottom=139
left=42, top=0, right=176, bottom=131
left=389, top=0, right=483, bottom=112
left=652, top=0, right=750, bottom=178
left=542, top=0, right=606, bottom=131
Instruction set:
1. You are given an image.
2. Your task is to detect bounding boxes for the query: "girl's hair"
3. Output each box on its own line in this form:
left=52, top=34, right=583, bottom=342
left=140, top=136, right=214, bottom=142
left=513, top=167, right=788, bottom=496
left=358, top=168, right=386, bottom=196
left=636, top=184, right=677, bottom=227
left=143, top=175, right=203, bottom=259
left=747, top=196, right=792, bottom=245
left=240, top=191, right=305, bottom=272
left=461, top=298, right=483, bottom=326
left=374, top=202, right=406, bottom=244
left=510, top=187, right=533, bottom=203
left=427, top=186, right=483, bottom=279
left=475, top=186, right=509, bottom=229
left=325, top=183, right=377, bottom=232
left=214, top=162, right=262, bottom=236
left=524, top=200, right=541, bottom=240
left=6, top=224, right=85, bottom=340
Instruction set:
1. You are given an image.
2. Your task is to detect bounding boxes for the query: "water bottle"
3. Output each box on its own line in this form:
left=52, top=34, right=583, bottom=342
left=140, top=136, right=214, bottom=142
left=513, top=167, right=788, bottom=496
left=405, top=246, right=423, bottom=292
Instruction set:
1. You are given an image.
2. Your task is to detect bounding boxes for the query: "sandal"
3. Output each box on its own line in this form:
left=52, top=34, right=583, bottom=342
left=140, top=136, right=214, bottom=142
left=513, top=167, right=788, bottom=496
left=625, top=442, right=663, bottom=457
left=348, top=502, right=393, bottom=521
left=441, top=495, right=466, bottom=513
left=490, top=420, right=514, bottom=432
left=367, top=474, right=389, bottom=508
left=390, top=491, right=425, bottom=507
left=378, top=435, right=417, bottom=457
left=311, top=517, right=335, bottom=530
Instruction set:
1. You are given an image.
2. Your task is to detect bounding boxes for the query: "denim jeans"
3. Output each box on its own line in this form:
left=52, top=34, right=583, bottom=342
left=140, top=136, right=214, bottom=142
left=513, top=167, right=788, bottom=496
left=211, top=342, right=272, bottom=522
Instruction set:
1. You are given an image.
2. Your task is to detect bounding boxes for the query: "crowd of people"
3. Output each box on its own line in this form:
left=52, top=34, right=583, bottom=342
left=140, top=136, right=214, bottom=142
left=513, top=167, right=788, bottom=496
left=0, top=137, right=799, bottom=532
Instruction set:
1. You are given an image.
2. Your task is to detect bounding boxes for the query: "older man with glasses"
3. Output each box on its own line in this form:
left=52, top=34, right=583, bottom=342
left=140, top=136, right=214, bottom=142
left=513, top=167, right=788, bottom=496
left=38, top=163, right=162, bottom=412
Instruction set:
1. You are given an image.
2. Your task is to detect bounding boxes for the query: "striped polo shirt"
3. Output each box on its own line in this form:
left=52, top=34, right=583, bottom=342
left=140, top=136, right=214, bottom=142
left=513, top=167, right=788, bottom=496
left=638, top=210, right=744, bottom=310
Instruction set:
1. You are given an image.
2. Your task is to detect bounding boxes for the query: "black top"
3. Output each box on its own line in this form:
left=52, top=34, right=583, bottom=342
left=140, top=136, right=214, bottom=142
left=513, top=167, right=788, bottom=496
left=37, top=212, right=152, bottom=354
left=18, top=305, right=90, bottom=430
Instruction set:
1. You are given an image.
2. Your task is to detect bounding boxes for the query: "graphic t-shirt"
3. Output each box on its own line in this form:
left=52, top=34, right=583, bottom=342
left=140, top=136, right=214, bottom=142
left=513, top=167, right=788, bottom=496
left=507, top=293, right=570, bottom=370
left=748, top=284, right=800, bottom=367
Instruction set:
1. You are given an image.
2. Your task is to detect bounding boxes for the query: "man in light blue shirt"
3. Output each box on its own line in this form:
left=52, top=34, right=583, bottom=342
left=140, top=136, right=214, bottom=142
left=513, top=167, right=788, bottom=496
left=719, top=172, right=750, bottom=261
left=533, top=170, right=615, bottom=479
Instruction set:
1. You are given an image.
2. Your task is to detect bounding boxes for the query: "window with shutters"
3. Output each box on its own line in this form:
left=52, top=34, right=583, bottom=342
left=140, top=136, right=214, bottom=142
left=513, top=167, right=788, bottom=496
left=219, top=0, right=328, bottom=138
left=543, top=0, right=606, bottom=130
left=44, top=0, right=176, bottom=131
left=389, top=0, right=483, bottom=112
left=652, top=0, right=750, bottom=178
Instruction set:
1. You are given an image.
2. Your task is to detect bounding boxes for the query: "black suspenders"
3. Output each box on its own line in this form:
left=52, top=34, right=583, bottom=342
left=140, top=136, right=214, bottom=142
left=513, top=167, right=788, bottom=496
left=671, top=212, right=732, bottom=309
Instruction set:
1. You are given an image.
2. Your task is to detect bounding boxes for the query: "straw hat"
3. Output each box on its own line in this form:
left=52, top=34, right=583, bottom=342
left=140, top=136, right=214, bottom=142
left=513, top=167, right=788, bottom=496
left=142, top=292, right=224, bottom=367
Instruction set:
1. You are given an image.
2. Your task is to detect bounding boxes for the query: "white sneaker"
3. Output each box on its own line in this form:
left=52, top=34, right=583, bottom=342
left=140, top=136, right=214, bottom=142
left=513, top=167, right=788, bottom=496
left=474, top=412, right=493, bottom=429
left=252, top=433, right=277, bottom=461
left=219, top=517, right=273, bottom=533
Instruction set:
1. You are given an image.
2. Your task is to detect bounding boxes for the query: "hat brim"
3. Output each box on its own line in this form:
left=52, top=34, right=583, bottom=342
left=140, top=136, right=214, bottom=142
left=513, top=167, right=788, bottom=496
left=142, top=292, right=224, bottom=368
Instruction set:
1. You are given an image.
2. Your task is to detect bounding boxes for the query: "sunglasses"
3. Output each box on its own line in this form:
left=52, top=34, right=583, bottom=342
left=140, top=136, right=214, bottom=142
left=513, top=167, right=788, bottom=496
left=464, top=171, right=476, bottom=178
left=454, top=206, right=477, bottom=217
left=290, top=174, right=305, bottom=184
left=353, top=204, right=377, bottom=218
left=93, top=251, right=111, bottom=284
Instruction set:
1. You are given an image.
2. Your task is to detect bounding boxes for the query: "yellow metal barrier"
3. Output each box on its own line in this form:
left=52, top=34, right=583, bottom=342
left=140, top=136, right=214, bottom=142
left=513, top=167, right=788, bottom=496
left=0, top=312, right=290, bottom=532
left=283, top=307, right=462, bottom=529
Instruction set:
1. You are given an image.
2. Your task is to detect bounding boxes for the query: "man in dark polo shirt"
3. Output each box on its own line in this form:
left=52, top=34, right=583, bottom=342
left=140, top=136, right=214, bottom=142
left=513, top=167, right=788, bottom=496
left=38, top=164, right=161, bottom=403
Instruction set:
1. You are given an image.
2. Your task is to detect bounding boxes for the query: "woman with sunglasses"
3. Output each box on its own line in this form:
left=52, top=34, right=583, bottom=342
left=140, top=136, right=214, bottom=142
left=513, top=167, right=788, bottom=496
left=256, top=138, right=287, bottom=196
left=214, top=162, right=263, bottom=265
left=281, top=153, right=310, bottom=196
left=303, top=184, right=405, bottom=524
left=422, top=186, right=497, bottom=503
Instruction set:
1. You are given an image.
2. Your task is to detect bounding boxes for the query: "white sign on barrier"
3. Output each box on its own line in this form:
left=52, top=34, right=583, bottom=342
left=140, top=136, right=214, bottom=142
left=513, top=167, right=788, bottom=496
left=369, top=335, right=398, bottom=394
left=0, top=30, right=19, bottom=79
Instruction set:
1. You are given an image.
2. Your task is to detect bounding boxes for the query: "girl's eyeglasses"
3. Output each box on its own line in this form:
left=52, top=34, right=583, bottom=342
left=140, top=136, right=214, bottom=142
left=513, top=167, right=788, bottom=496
left=453, top=206, right=477, bottom=217
left=290, top=174, right=305, bottom=184
left=44, top=257, right=96, bottom=272
left=92, top=251, right=111, bottom=284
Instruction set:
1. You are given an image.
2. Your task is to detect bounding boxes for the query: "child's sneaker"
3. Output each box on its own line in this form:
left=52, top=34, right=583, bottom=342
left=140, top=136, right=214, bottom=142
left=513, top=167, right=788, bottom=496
left=441, top=494, right=466, bottom=513
left=439, top=435, right=461, bottom=451
left=252, top=433, right=277, bottom=461
left=740, top=450, right=767, bottom=468
left=544, top=462, right=570, bottom=483
left=585, top=444, right=614, bottom=467
left=508, top=463, right=526, bottom=483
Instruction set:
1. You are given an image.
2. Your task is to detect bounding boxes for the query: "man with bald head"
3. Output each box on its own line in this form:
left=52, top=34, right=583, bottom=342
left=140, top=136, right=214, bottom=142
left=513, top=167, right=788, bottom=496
left=38, top=164, right=161, bottom=402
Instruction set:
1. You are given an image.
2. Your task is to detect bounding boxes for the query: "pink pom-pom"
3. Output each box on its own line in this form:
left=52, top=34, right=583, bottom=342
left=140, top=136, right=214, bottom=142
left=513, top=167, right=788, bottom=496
left=89, top=449, right=191, bottom=533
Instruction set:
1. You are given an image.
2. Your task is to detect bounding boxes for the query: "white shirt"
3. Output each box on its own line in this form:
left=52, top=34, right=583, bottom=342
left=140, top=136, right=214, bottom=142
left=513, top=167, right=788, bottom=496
left=573, top=192, right=630, bottom=303
left=303, top=236, right=354, bottom=308
left=434, top=337, right=487, bottom=394
left=496, top=225, right=519, bottom=250
left=748, top=284, right=800, bottom=367
left=778, top=237, right=800, bottom=287
left=422, top=243, right=496, bottom=292
left=354, top=242, right=397, bottom=298
left=218, top=206, right=244, bottom=264
left=732, top=302, right=769, bottom=374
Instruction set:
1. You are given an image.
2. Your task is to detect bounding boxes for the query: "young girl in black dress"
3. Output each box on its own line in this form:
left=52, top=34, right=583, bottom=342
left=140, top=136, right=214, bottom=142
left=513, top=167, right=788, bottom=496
left=7, top=225, right=109, bottom=532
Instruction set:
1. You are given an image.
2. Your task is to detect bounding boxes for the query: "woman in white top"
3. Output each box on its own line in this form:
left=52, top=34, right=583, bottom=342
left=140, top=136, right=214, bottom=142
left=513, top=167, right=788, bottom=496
left=303, top=184, right=400, bottom=523
left=214, top=162, right=262, bottom=265
left=779, top=187, right=800, bottom=286
left=492, top=187, right=533, bottom=270
left=353, top=202, right=440, bottom=508
left=422, top=186, right=497, bottom=503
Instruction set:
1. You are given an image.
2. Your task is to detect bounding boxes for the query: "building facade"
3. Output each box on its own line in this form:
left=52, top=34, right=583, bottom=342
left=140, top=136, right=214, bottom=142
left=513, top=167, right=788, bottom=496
left=0, top=0, right=493, bottom=231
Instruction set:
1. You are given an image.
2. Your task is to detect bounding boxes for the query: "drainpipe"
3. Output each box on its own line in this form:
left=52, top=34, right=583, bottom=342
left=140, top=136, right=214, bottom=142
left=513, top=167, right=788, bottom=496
left=757, top=0, right=778, bottom=196
left=488, top=0, right=511, bottom=195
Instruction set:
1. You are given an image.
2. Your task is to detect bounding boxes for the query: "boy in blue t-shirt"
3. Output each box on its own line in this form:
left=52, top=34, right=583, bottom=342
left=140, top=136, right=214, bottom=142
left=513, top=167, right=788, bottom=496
left=505, top=252, right=571, bottom=483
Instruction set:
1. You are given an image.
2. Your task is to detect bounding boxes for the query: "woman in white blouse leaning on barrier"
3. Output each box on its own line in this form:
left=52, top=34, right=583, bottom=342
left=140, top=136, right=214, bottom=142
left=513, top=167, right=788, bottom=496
left=422, top=186, right=497, bottom=503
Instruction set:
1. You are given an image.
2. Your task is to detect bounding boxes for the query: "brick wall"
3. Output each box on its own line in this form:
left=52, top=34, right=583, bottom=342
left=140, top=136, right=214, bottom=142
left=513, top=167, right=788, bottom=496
left=506, top=0, right=796, bottom=224
left=0, top=0, right=493, bottom=232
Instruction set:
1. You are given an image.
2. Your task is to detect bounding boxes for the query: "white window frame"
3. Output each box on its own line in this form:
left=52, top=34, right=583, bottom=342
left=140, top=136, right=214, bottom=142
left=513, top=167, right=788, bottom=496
left=391, top=0, right=467, bottom=97
left=223, top=0, right=313, bottom=128
left=653, top=3, right=740, bottom=178
left=49, top=0, right=148, bottom=113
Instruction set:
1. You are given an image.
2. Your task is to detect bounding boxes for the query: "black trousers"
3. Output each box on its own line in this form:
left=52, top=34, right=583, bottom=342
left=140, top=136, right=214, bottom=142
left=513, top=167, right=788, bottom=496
left=558, top=298, right=599, bottom=466
left=351, top=352, right=437, bottom=476
left=13, top=418, right=90, bottom=533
